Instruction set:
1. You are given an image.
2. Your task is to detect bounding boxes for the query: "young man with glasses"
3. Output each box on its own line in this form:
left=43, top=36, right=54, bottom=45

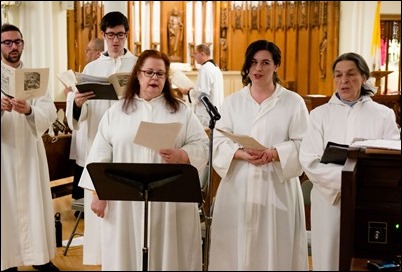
left=65, top=11, right=137, bottom=266
left=1, top=23, right=60, bottom=272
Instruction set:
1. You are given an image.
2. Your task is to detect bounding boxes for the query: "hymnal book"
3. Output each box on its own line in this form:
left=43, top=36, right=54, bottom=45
left=320, top=141, right=350, bottom=165
left=76, top=83, right=119, bottom=100
left=134, top=121, right=183, bottom=151
left=1, top=62, right=49, bottom=100
left=75, top=72, right=130, bottom=100
left=216, top=128, right=266, bottom=150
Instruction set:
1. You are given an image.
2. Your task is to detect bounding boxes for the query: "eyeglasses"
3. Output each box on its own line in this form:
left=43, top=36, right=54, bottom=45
left=140, top=70, right=166, bottom=79
left=85, top=48, right=99, bottom=53
left=104, top=32, right=127, bottom=40
left=1, top=39, right=24, bottom=47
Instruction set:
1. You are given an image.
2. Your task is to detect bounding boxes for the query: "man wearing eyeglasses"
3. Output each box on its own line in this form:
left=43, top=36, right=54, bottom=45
left=85, top=37, right=104, bottom=64
left=1, top=23, right=60, bottom=272
left=65, top=11, right=137, bottom=267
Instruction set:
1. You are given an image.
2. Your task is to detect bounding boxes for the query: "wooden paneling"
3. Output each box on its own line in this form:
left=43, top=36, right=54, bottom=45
left=67, top=1, right=340, bottom=96
left=67, top=2, right=104, bottom=72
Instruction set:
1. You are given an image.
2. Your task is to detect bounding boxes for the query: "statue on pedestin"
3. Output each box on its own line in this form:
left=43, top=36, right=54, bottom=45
left=168, top=7, right=183, bottom=62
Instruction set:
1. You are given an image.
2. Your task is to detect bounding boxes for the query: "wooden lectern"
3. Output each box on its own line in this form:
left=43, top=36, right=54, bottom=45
left=339, top=148, right=401, bottom=271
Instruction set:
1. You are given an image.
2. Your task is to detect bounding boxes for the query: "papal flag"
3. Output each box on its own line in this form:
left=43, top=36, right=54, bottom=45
left=370, top=1, right=382, bottom=70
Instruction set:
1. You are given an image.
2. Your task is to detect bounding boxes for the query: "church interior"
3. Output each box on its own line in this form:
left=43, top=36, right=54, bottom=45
left=1, top=1, right=400, bottom=271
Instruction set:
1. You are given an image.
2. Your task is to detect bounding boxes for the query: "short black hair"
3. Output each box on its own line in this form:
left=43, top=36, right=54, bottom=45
left=1, top=23, right=23, bottom=39
left=100, top=11, right=129, bottom=32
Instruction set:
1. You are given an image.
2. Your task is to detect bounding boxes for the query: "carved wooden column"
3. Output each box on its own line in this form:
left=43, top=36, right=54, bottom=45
left=220, top=1, right=229, bottom=71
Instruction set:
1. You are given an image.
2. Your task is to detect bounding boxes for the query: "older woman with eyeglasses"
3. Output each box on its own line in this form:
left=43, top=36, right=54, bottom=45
left=79, top=49, right=209, bottom=271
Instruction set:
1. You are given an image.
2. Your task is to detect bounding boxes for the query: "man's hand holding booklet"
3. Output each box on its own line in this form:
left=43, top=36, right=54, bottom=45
left=57, top=70, right=130, bottom=100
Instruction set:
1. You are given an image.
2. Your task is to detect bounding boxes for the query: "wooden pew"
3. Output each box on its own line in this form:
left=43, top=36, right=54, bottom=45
left=43, top=102, right=74, bottom=198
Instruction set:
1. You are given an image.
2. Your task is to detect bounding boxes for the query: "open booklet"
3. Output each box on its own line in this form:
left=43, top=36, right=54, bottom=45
left=1, top=62, right=49, bottom=100
left=133, top=121, right=183, bottom=151
left=170, top=68, right=194, bottom=90
left=216, top=128, right=267, bottom=150
left=351, top=138, right=401, bottom=154
left=351, top=139, right=401, bottom=151
left=320, top=139, right=401, bottom=165
left=57, top=70, right=130, bottom=100
left=56, top=69, right=76, bottom=88
left=75, top=72, right=130, bottom=100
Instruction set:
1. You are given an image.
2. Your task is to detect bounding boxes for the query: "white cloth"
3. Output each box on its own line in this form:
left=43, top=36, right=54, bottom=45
left=66, top=50, right=138, bottom=265
left=299, top=93, right=400, bottom=271
left=209, top=84, right=310, bottom=271
left=1, top=82, right=57, bottom=270
left=66, top=91, right=87, bottom=166
left=189, top=61, right=224, bottom=127
left=79, top=96, right=209, bottom=271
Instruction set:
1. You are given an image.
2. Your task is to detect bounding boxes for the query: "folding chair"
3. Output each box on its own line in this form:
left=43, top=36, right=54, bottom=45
left=63, top=198, right=84, bottom=256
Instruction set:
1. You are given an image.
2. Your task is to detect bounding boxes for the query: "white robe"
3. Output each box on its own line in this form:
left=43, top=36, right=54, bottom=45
left=189, top=61, right=224, bottom=127
left=66, top=50, right=138, bottom=265
left=79, top=96, right=209, bottom=271
left=1, top=90, right=57, bottom=270
left=299, top=93, right=400, bottom=271
left=209, top=85, right=310, bottom=271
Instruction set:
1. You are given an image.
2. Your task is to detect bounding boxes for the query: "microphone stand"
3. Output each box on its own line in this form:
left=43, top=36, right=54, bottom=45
left=202, top=110, right=219, bottom=271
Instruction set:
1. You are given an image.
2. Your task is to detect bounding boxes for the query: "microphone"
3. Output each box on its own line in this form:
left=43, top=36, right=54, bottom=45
left=199, top=93, right=221, bottom=121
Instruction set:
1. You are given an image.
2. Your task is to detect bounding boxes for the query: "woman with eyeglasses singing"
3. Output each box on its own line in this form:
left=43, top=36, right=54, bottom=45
left=65, top=11, right=138, bottom=268
left=78, top=49, right=209, bottom=271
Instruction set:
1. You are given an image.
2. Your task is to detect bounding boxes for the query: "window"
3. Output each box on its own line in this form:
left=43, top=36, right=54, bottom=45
left=380, top=15, right=401, bottom=95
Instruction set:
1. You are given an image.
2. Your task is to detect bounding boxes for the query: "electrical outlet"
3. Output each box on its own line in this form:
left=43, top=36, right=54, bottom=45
left=368, top=221, right=387, bottom=244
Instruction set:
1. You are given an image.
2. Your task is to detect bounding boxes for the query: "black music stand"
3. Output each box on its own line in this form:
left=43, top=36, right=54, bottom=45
left=87, top=162, right=202, bottom=272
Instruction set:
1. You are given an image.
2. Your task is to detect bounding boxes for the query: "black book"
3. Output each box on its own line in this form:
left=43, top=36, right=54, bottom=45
left=76, top=83, right=118, bottom=100
left=320, top=141, right=350, bottom=165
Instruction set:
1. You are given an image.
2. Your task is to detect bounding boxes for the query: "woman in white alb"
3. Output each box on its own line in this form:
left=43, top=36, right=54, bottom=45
left=209, top=40, right=309, bottom=271
left=79, top=49, right=209, bottom=271
left=299, top=52, right=400, bottom=271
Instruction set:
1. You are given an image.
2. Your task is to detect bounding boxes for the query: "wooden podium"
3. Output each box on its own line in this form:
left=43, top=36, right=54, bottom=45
left=339, top=148, right=401, bottom=271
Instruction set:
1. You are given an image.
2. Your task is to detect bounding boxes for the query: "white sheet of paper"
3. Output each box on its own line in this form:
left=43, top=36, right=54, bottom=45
left=134, top=121, right=183, bottom=151
left=216, top=128, right=267, bottom=150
